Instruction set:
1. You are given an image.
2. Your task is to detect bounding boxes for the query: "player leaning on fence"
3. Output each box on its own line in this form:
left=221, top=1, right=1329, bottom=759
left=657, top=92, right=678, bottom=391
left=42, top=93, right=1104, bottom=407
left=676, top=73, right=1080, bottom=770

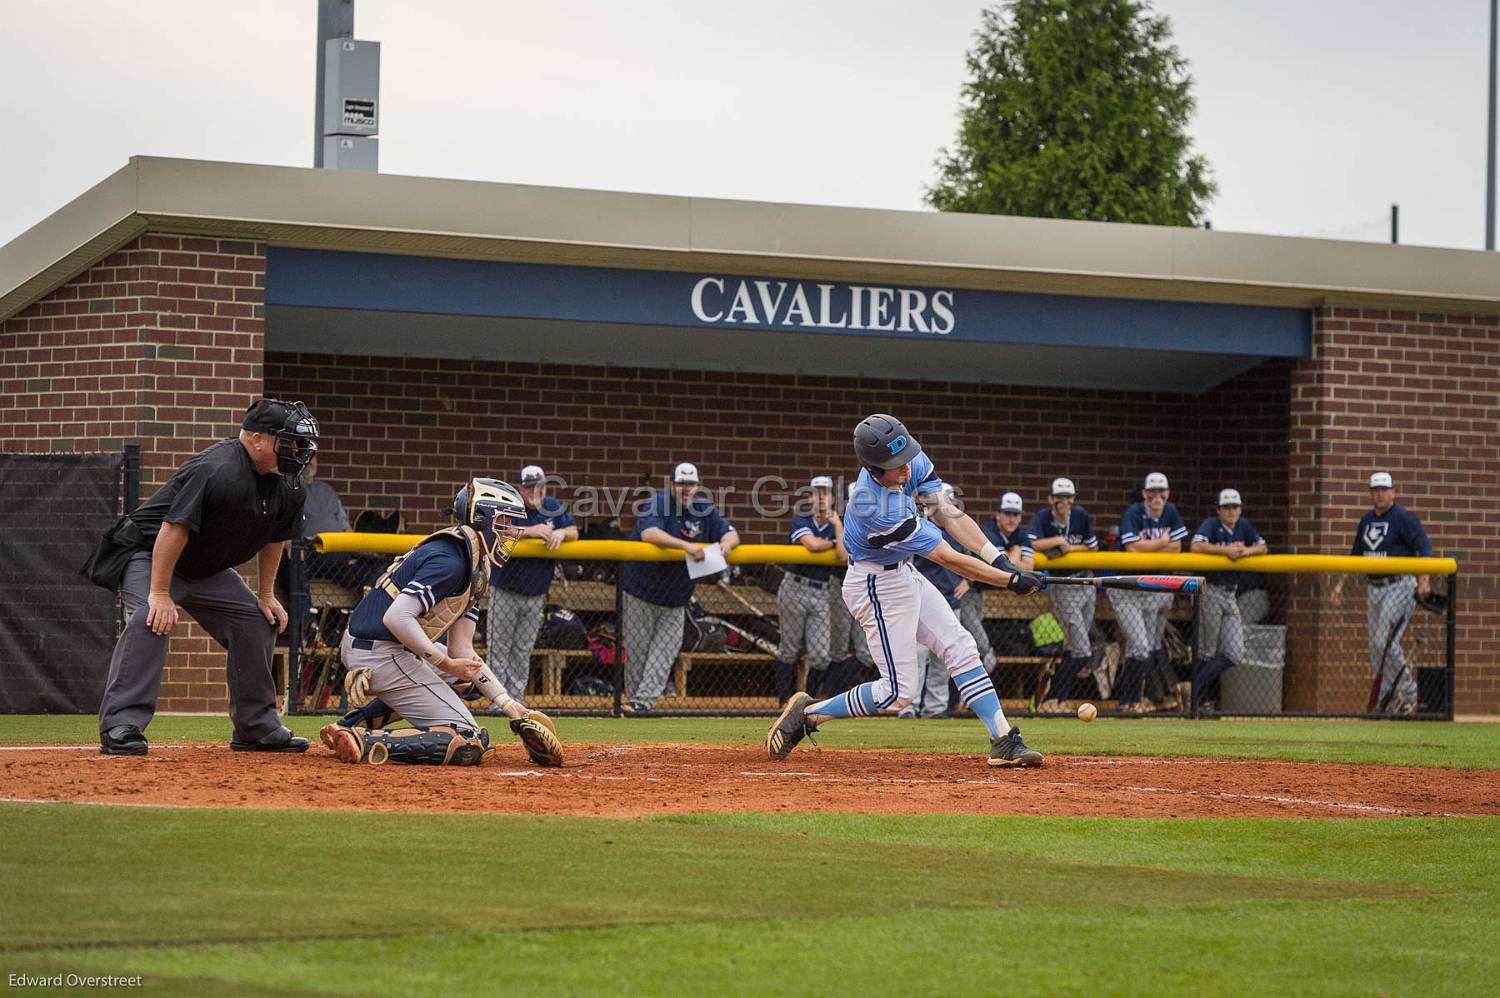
left=1189, top=489, right=1268, bottom=712
left=767, top=414, right=1047, bottom=768
left=92, top=399, right=318, bottom=756
left=773, top=475, right=844, bottom=706
left=1110, top=473, right=1189, bottom=713
left=1329, top=472, right=1433, bottom=715
left=1032, top=477, right=1101, bottom=709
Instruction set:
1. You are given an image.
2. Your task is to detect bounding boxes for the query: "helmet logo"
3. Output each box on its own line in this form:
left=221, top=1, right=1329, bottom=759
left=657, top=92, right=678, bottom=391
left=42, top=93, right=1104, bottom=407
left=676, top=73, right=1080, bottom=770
left=887, top=435, right=908, bottom=455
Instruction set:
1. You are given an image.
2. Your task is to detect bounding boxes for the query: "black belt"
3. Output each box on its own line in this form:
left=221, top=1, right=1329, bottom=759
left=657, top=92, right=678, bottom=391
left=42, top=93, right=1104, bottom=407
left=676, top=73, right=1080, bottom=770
left=1367, top=576, right=1400, bottom=588
left=882, top=561, right=907, bottom=571
left=785, top=573, right=830, bottom=590
left=350, top=637, right=376, bottom=650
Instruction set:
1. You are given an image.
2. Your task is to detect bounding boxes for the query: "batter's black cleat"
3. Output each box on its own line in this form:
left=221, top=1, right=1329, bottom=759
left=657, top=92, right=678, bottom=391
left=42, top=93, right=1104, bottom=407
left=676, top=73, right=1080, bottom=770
left=231, top=726, right=310, bottom=753
left=100, top=724, right=148, bottom=756
left=987, top=726, right=1043, bottom=768
left=766, top=691, right=818, bottom=760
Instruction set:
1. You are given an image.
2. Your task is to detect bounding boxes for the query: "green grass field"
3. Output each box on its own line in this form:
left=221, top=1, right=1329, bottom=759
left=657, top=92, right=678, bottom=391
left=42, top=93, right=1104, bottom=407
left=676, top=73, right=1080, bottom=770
left=2, top=715, right=1497, bottom=995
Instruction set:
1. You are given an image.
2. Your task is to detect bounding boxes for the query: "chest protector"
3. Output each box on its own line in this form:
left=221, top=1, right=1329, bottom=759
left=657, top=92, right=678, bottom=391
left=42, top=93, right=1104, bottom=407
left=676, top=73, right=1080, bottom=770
left=375, top=525, right=490, bottom=640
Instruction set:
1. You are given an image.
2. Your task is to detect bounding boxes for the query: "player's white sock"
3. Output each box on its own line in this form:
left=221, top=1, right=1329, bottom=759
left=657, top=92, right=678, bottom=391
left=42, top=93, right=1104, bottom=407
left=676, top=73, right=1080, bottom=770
left=954, top=664, right=1008, bottom=739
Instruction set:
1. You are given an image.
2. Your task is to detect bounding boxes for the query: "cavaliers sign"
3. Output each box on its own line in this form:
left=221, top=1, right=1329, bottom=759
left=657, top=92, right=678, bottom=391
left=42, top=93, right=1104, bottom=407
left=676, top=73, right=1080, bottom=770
left=690, top=277, right=956, bottom=335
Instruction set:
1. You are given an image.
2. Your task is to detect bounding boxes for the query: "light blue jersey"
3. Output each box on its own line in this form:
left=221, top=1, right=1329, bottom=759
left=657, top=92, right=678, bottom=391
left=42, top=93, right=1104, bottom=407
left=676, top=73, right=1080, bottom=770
left=842, top=451, right=947, bottom=564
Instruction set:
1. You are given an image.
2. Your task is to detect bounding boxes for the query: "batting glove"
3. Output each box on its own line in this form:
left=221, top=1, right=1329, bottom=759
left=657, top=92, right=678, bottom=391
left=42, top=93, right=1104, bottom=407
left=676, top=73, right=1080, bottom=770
left=1006, top=571, right=1044, bottom=596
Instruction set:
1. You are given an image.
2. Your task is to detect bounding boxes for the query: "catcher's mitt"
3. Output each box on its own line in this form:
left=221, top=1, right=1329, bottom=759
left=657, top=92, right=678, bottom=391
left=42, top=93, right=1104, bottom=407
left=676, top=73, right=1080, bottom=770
left=509, top=709, right=564, bottom=767
left=1415, top=591, right=1448, bottom=615
left=344, top=667, right=373, bottom=707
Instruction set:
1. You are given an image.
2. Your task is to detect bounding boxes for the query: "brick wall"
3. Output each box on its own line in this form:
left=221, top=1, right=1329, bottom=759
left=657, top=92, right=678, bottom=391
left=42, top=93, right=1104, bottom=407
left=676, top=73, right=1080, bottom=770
left=0, top=234, right=267, bottom=713
left=265, top=354, right=1290, bottom=546
left=1285, top=306, right=1499, bottom=712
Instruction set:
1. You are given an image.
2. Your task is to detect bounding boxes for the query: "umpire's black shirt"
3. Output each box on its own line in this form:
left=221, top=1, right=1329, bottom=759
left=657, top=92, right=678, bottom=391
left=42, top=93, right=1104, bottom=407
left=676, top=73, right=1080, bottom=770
left=127, top=438, right=306, bottom=580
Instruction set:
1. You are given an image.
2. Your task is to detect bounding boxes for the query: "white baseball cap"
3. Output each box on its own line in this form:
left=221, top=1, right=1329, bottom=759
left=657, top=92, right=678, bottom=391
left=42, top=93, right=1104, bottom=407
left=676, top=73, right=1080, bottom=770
left=810, top=475, right=833, bottom=490
left=1369, top=471, right=1394, bottom=489
left=1217, top=488, right=1242, bottom=507
left=1144, top=472, right=1170, bottom=490
left=519, top=464, right=545, bottom=486
left=998, top=491, right=1024, bottom=513
left=1049, top=477, right=1076, bottom=497
left=673, top=462, right=700, bottom=484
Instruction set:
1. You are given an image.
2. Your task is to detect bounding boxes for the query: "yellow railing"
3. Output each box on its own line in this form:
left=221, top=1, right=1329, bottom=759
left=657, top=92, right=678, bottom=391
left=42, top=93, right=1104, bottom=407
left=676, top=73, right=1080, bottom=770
left=312, top=532, right=1457, bottom=575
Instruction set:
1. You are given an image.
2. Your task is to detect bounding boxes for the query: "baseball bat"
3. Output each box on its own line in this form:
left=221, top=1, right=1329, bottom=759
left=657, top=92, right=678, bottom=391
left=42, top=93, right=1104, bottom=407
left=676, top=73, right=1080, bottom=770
left=1376, top=615, right=1415, bottom=714
left=1042, top=575, right=1203, bottom=594
left=1367, top=615, right=1403, bottom=712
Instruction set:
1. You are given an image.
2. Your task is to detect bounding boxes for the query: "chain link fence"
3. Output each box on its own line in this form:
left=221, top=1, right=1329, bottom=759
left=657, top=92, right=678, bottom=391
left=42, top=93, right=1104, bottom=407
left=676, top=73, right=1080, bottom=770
left=283, top=537, right=1456, bottom=720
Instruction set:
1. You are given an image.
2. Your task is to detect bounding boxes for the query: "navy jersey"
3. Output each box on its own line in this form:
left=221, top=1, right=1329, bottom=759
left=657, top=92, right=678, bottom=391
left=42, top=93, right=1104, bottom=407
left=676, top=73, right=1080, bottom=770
left=1026, top=506, right=1097, bottom=577
left=981, top=519, right=1035, bottom=561
left=1350, top=504, right=1432, bottom=579
left=786, top=513, right=838, bottom=582
left=1192, top=516, right=1266, bottom=590
left=916, top=528, right=964, bottom=608
left=490, top=497, right=576, bottom=597
left=842, top=451, right=946, bottom=565
left=621, top=490, right=735, bottom=607
left=1115, top=502, right=1188, bottom=550
left=348, top=535, right=478, bottom=641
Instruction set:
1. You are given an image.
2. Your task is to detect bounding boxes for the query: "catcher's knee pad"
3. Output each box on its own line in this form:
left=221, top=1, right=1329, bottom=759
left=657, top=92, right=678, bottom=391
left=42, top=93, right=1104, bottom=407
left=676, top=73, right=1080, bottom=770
left=336, top=697, right=401, bottom=732
left=355, top=725, right=491, bottom=766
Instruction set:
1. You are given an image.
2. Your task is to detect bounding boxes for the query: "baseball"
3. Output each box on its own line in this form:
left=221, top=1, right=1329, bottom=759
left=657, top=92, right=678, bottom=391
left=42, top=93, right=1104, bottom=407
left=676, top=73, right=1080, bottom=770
left=1077, top=702, right=1097, bottom=722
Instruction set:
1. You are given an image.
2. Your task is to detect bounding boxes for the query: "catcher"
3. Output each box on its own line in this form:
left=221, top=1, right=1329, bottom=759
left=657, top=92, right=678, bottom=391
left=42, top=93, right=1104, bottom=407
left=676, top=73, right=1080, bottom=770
left=319, top=477, right=564, bottom=767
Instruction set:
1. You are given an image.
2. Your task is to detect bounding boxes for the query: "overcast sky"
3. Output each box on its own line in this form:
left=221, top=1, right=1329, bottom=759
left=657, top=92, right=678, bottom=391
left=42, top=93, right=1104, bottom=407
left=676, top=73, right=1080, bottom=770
left=1, top=0, right=1494, bottom=250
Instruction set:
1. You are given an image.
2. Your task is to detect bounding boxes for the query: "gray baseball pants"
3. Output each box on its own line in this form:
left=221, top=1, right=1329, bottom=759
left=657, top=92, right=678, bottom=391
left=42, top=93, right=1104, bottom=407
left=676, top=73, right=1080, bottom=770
left=1048, top=582, right=1096, bottom=656
left=777, top=573, right=832, bottom=665
left=339, top=634, right=479, bottom=731
left=486, top=587, right=544, bottom=700
left=1197, top=584, right=1245, bottom=663
left=912, top=648, right=951, bottom=716
left=957, top=587, right=996, bottom=669
left=828, top=585, right=874, bottom=667
left=98, top=549, right=284, bottom=742
left=1108, top=588, right=1172, bottom=659
left=1368, top=577, right=1419, bottom=710
left=622, top=591, right=684, bottom=708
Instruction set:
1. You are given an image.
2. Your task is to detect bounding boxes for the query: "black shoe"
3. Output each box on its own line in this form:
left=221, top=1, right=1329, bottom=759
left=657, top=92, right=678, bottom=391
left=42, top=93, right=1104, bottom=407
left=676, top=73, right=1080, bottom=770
left=230, top=726, right=310, bottom=753
left=766, top=691, right=817, bottom=760
left=988, top=726, right=1043, bottom=768
left=100, top=724, right=148, bottom=756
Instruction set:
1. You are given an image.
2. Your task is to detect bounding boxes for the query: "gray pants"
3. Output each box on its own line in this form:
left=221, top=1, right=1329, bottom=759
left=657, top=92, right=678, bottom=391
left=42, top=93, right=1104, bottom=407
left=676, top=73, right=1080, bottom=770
left=339, top=633, right=478, bottom=731
left=1049, top=581, right=1097, bottom=656
left=1198, top=584, right=1245, bottom=663
left=777, top=573, right=831, bottom=665
left=1108, top=588, right=1172, bottom=659
left=908, top=648, right=951, bottom=717
left=99, top=550, right=283, bottom=741
left=1238, top=588, right=1270, bottom=626
left=957, top=587, right=996, bottom=670
left=828, top=585, right=874, bottom=667
left=486, top=587, right=544, bottom=701
left=1368, top=577, right=1419, bottom=711
left=622, top=591, right=684, bottom=709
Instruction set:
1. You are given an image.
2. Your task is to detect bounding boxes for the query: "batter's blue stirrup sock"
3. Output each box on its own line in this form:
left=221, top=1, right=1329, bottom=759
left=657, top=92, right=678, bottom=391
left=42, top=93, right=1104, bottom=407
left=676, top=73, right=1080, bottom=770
left=954, top=665, right=1007, bottom=739
left=805, top=682, right=879, bottom=720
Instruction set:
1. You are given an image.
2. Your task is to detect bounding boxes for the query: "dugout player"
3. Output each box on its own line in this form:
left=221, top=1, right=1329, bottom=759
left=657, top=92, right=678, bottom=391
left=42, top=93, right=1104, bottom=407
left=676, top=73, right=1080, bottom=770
left=1189, top=489, right=1268, bottom=711
left=321, top=478, right=564, bottom=766
left=1029, top=478, right=1101, bottom=709
left=1109, top=472, right=1188, bottom=712
left=96, top=399, right=318, bottom=756
left=486, top=464, right=578, bottom=700
left=773, top=475, right=843, bottom=706
left=621, top=462, right=740, bottom=711
left=906, top=497, right=968, bottom=718
left=1329, top=472, right=1433, bottom=714
left=767, top=414, right=1046, bottom=768
left=818, top=483, right=875, bottom=699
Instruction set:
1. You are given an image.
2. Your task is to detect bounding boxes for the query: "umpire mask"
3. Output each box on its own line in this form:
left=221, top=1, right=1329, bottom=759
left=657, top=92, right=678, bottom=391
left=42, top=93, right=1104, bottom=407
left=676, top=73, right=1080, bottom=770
left=243, top=399, right=320, bottom=476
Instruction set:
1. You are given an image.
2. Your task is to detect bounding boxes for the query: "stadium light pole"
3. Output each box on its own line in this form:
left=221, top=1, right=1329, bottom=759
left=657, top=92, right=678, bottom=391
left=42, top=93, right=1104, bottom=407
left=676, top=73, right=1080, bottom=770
left=1488, top=0, right=1497, bottom=249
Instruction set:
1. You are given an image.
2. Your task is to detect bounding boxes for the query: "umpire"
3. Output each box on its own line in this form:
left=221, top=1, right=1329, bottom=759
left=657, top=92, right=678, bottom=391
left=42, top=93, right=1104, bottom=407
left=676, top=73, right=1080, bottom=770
left=773, top=475, right=843, bottom=705
left=486, top=464, right=578, bottom=700
left=96, top=399, right=318, bottom=755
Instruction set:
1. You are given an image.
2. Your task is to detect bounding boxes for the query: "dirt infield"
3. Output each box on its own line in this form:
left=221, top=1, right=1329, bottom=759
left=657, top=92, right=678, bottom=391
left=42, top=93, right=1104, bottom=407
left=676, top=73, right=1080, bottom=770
left=3, top=743, right=1497, bottom=819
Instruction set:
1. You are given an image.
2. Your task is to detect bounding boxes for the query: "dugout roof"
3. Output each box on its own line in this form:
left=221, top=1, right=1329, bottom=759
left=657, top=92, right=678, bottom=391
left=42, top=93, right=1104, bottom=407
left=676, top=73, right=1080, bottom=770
left=4, top=157, right=1499, bottom=392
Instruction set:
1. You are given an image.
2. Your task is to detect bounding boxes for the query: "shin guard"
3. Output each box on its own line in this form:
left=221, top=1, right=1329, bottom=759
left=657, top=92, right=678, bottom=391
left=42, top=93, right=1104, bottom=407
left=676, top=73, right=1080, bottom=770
left=358, top=725, right=492, bottom=766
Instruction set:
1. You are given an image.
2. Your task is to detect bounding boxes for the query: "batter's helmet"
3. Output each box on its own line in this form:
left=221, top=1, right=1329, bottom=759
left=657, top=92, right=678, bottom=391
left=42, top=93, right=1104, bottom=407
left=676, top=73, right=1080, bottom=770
left=853, top=413, right=921, bottom=470
left=453, top=478, right=527, bottom=565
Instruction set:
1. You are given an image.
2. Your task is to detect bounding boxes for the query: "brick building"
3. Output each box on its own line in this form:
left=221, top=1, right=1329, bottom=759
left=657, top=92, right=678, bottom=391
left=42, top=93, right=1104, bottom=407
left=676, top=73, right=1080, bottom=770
left=3, top=158, right=1497, bottom=712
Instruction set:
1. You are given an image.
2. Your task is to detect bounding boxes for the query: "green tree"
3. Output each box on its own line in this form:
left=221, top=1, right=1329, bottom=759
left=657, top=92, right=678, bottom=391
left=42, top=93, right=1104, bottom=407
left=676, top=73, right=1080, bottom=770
left=926, top=0, right=1214, bottom=225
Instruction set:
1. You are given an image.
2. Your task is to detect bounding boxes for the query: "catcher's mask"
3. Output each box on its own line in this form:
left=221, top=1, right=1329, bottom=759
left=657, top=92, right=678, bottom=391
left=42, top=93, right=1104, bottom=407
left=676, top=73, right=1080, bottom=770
left=243, top=399, right=320, bottom=476
left=452, top=478, right=526, bottom=565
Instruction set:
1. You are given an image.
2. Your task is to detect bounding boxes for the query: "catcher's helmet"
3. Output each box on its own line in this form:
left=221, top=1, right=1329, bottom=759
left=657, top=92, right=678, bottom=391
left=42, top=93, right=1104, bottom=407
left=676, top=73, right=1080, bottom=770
left=242, top=399, right=319, bottom=476
left=453, top=478, right=527, bottom=564
left=853, top=413, right=920, bottom=470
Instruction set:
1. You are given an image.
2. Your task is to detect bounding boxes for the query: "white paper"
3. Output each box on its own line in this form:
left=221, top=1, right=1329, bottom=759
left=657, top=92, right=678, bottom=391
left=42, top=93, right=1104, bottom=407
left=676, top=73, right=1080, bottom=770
left=686, top=542, right=728, bottom=579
